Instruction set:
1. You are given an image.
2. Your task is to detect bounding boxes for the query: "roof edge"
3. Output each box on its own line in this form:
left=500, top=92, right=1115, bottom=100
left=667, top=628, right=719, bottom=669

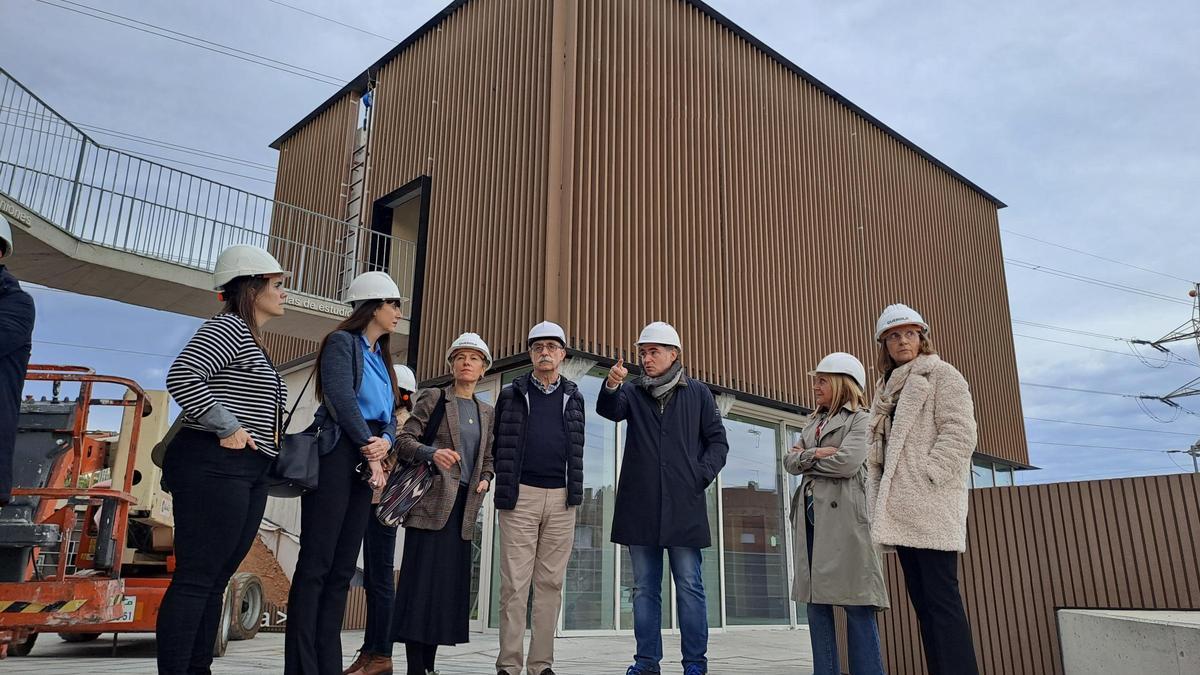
left=269, top=0, right=471, bottom=150
left=269, top=0, right=1005, bottom=208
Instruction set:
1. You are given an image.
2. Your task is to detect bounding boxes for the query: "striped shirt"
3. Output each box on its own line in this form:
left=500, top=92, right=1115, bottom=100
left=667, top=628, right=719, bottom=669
left=166, top=313, right=286, bottom=457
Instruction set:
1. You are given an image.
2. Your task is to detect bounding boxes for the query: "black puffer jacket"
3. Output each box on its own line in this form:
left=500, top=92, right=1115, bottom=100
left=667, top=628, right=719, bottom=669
left=492, top=374, right=585, bottom=510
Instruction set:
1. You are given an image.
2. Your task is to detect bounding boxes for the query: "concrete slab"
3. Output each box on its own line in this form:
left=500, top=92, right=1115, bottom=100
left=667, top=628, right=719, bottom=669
left=2, top=627, right=815, bottom=674
left=1059, top=609, right=1200, bottom=675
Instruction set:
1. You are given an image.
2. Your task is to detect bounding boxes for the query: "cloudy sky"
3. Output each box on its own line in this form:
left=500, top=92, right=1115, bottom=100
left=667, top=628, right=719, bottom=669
left=3, top=0, right=1198, bottom=484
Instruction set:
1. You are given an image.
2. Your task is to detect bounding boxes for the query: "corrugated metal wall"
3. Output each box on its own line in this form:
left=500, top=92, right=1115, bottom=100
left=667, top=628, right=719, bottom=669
left=877, top=474, right=1200, bottom=674
left=364, top=0, right=554, bottom=378
left=268, top=0, right=1025, bottom=464
left=271, top=93, right=360, bottom=299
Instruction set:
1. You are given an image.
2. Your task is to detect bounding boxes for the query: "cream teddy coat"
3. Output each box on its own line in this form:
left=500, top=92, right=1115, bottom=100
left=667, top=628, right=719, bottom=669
left=866, top=354, right=978, bottom=552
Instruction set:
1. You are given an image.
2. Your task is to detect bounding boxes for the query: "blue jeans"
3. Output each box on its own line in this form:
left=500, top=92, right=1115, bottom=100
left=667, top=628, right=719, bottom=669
left=360, top=509, right=398, bottom=656
left=805, top=495, right=884, bottom=675
left=628, top=545, right=708, bottom=673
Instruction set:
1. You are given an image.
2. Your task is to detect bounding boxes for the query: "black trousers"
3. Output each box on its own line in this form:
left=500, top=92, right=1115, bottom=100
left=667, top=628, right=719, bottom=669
left=896, top=546, right=979, bottom=675
left=157, top=428, right=271, bottom=675
left=284, top=428, right=376, bottom=674
left=360, top=507, right=398, bottom=656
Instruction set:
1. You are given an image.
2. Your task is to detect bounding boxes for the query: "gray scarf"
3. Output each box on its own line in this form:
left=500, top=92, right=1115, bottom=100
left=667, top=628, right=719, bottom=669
left=638, top=360, right=684, bottom=408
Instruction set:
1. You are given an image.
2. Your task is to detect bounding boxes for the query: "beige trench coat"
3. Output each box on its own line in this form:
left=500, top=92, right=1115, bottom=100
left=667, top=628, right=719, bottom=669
left=784, top=406, right=889, bottom=608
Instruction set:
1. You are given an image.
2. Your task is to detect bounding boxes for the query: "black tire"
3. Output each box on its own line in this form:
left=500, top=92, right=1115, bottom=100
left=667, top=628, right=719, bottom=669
left=228, top=572, right=263, bottom=641
left=58, top=632, right=102, bottom=643
left=8, top=632, right=37, bottom=656
left=212, top=582, right=233, bottom=657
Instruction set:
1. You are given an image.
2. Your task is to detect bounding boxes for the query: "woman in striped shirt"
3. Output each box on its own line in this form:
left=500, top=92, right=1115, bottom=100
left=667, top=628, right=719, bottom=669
left=157, top=245, right=289, bottom=675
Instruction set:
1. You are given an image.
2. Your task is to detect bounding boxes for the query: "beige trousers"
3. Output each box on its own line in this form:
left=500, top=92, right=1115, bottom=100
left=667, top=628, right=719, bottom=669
left=496, top=485, right=577, bottom=675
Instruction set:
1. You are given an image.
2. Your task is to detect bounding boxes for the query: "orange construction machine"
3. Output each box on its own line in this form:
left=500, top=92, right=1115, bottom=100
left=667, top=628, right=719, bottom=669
left=0, top=365, right=263, bottom=658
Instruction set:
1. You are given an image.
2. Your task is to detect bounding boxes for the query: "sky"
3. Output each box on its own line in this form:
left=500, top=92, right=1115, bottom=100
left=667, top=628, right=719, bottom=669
left=2, top=0, right=1199, bottom=484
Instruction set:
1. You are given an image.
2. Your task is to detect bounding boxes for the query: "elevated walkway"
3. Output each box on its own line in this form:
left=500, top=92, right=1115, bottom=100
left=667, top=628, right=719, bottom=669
left=0, top=67, right=412, bottom=341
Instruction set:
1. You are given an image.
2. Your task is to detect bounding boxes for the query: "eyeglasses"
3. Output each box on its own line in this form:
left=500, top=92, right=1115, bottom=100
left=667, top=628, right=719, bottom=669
left=529, top=342, right=564, bottom=354
left=883, top=329, right=922, bottom=344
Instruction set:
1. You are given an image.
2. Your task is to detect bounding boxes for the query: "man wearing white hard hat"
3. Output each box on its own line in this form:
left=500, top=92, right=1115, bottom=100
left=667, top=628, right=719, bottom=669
left=159, top=244, right=289, bottom=673
left=492, top=321, right=585, bottom=675
left=598, top=321, right=729, bottom=675
left=866, top=304, right=979, bottom=674
left=0, top=214, right=34, bottom=507
left=785, top=352, right=887, bottom=675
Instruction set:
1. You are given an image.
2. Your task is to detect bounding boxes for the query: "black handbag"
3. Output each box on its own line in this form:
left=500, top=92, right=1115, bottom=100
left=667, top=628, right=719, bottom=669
left=376, top=389, right=446, bottom=527
left=268, top=367, right=321, bottom=498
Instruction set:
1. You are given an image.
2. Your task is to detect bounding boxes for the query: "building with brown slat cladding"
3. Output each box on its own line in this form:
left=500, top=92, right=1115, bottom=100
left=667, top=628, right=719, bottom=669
left=260, top=0, right=1087, bottom=669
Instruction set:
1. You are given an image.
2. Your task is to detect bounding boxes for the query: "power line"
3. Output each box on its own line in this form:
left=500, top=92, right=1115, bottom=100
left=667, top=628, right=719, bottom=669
left=118, top=148, right=275, bottom=185
left=1019, top=382, right=1137, bottom=398
left=1005, top=257, right=1192, bottom=306
left=34, top=0, right=345, bottom=86
left=1022, top=465, right=1182, bottom=484
left=1001, top=228, right=1195, bottom=284
left=1012, top=319, right=1129, bottom=342
left=81, top=125, right=276, bottom=172
left=1024, top=416, right=1199, bottom=437
left=33, top=338, right=175, bottom=359
left=263, top=0, right=398, bottom=42
left=1027, top=440, right=1175, bottom=455
left=1012, top=332, right=1193, bottom=366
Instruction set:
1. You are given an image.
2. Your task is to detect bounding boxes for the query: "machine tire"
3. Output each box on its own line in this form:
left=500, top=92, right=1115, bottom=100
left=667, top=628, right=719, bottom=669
left=58, top=632, right=102, bottom=643
left=8, top=632, right=37, bottom=656
left=212, top=582, right=234, bottom=657
left=228, top=572, right=263, bottom=641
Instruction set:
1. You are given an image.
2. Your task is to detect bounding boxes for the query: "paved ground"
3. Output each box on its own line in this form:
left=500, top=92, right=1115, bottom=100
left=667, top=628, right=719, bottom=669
left=5, top=627, right=814, bottom=674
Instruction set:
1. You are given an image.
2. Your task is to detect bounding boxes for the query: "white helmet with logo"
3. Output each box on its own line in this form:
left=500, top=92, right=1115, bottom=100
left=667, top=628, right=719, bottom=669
left=809, top=352, right=867, bottom=390
left=446, top=332, right=493, bottom=368
left=0, top=214, right=13, bottom=258
left=636, top=321, right=682, bottom=350
left=345, top=271, right=402, bottom=305
left=527, top=321, right=566, bottom=347
left=392, top=364, right=417, bottom=392
left=212, top=244, right=290, bottom=290
left=874, top=303, right=929, bottom=342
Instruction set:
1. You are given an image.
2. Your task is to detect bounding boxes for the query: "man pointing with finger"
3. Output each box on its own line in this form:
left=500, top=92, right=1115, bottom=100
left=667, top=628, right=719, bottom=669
left=597, top=321, right=729, bottom=675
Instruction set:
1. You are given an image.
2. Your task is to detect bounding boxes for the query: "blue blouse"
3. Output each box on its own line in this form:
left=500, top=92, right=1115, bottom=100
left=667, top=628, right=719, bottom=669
left=357, top=334, right=396, bottom=442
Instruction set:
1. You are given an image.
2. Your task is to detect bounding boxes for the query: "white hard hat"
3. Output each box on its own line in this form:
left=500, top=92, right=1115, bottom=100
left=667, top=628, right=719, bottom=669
left=809, top=352, right=867, bottom=390
left=874, top=303, right=929, bottom=341
left=392, top=364, right=417, bottom=392
left=446, top=332, right=493, bottom=368
left=345, top=271, right=402, bottom=305
left=527, top=321, right=566, bottom=346
left=636, top=321, right=682, bottom=350
left=0, top=214, right=12, bottom=258
left=212, top=244, right=290, bottom=290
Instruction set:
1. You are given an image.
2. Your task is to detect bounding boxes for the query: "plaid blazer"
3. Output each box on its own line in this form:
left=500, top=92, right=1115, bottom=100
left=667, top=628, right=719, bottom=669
left=395, top=385, right=495, bottom=539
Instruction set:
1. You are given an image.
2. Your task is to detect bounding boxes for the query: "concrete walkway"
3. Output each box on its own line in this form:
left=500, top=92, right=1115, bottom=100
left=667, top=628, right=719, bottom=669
left=5, top=627, right=814, bottom=674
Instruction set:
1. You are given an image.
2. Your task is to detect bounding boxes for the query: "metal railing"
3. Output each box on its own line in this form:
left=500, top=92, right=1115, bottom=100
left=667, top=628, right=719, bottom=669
left=0, top=67, right=415, bottom=315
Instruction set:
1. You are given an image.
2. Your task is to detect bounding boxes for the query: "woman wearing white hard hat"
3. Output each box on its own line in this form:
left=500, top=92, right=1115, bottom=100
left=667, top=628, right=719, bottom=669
left=158, top=244, right=290, bottom=674
left=285, top=271, right=404, bottom=674
left=391, top=332, right=495, bottom=675
left=345, top=363, right=418, bottom=675
left=866, top=304, right=979, bottom=674
left=784, top=352, right=886, bottom=675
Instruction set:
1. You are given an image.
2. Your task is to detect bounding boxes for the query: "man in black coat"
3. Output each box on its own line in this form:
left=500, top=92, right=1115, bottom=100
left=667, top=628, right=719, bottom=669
left=0, top=215, right=35, bottom=506
left=596, top=321, right=728, bottom=675
left=493, top=321, right=585, bottom=675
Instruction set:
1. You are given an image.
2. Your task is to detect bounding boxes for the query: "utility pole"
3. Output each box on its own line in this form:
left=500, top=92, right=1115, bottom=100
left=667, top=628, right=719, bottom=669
left=1134, top=282, right=1200, bottom=414
left=1168, top=441, right=1200, bottom=474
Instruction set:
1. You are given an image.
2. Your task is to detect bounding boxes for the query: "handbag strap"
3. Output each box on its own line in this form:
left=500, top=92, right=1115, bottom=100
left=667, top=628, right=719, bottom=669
left=419, top=388, right=448, bottom=447
left=281, top=364, right=316, bottom=434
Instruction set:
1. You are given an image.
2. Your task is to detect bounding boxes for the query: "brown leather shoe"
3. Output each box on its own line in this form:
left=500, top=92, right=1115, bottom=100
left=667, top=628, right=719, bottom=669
left=356, top=653, right=394, bottom=675
left=344, top=651, right=369, bottom=675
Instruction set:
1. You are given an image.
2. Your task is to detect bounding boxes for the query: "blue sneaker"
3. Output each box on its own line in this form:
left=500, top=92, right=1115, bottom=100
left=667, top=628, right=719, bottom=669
left=684, top=665, right=706, bottom=675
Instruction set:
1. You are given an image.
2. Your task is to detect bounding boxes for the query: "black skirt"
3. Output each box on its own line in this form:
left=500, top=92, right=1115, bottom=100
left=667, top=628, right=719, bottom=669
left=390, top=484, right=472, bottom=646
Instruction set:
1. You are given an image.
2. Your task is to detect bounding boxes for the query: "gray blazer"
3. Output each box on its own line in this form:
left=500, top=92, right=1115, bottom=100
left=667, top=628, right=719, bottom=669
left=784, top=406, right=889, bottom=608
left=395, top=385, right=495, bottom=540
